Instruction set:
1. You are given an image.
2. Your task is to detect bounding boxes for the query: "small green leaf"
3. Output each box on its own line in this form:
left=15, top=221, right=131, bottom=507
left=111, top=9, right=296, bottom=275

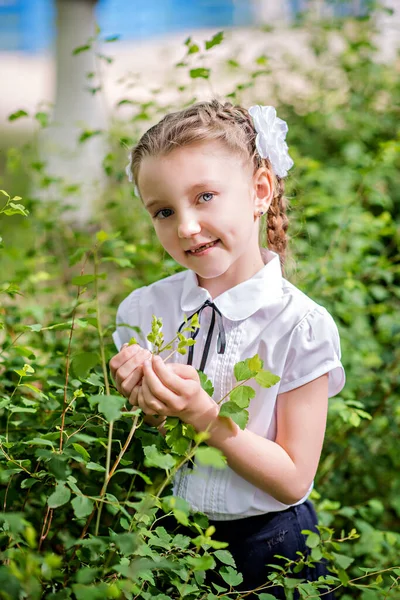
left=8, top=109, right=29, bottom=121
left=89, top=394, right=126, bottom=422
left=198, top=371, right=214, bottom=397
left=48, top=483, right=71, bottom=508
left=219, top=566, right=243, bottom=587
left=71, top=274, right=95, bottom=286
left=189, top=68, right=210, bottom=79
left=86, top=462, right=106, bottom=472
left=305, top=531, right=320, bottom=548
left=332, top=552, right=355, bottom=570
left=229, top=385, right=255, bottom=408
left=255, top=370, right=280, bottom=388
left=72, top=443, right=90, bottom=462
left=35, top=111, right=48, bottom=127
left=214, top=549, right=236, bottom=568
left=187, top=554, right=215, bottom=570
left=72, top=44, right=91, bottom=55
left=234, top=360, right=256, bottom=381
left=72, top=496, right=94, bottom=518
left=78, top=129, right=102, bottom=143
left=72, top=352, right=99, bottom=379
left=143, top=445, right=175, bottom=470
left=195, top=447, right=226, bottom=469
left=188, top=43, right=200, bottom=54
left=248, top=354, right=263, bottom=372
left=205, top=31, right=224, bottom=50
left=219, top=401, right=249, bottom=429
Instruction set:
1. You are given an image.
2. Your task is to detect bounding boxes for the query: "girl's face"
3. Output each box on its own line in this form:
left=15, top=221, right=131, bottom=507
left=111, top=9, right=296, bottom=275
left=137, top=140, right=273, bottom=297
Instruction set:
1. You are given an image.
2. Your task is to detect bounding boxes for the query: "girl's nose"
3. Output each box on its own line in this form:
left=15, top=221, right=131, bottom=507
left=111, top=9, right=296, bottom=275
left=177, top=217, right=202, bottom=238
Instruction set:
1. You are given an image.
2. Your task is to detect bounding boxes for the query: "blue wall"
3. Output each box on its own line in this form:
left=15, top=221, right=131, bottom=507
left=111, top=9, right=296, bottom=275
left=0, top=0, right=369, bottom=53
left=0, top=0, right=253, bottom=53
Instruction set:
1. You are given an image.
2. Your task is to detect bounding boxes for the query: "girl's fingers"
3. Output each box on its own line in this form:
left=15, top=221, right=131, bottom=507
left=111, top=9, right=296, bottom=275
left=143, top=358, right=181, bottom=402
left=112, top=348, right=151, bottom=391
left=139, top=379, right=168, bottom=415
left=151, top=356, right=194, bottom=393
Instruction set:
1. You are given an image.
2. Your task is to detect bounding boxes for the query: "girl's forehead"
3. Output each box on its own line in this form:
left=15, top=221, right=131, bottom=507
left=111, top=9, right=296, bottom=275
left=138, top=141, right=248, bottom=193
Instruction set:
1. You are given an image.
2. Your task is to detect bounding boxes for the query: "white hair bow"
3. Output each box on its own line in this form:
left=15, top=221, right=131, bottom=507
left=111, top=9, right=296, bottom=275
left=248, top=105, right=294, bottom=178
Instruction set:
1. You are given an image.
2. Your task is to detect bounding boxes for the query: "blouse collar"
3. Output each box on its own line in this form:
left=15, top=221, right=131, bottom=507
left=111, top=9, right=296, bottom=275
left=180, top=248, right=283, bottom=321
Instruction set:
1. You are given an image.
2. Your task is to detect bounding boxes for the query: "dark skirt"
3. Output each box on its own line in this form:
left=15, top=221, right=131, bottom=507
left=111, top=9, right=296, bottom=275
left=206, top=499, right=335, bottom=599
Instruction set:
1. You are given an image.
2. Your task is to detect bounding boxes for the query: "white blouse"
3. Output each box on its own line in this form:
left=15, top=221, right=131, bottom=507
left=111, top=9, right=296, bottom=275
left=112, top=248, right=345, bottom=520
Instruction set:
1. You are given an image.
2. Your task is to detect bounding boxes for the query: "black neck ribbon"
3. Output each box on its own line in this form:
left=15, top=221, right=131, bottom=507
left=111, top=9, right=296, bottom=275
left=177, top=299, right=226, bottom=373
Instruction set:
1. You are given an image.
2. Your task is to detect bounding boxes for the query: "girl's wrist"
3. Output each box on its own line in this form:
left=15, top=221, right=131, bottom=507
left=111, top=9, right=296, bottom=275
left=187, top=397, right=220, bottom=433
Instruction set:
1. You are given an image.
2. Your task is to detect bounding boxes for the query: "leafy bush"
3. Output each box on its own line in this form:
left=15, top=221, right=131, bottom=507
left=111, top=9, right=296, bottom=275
left=0, top=6, right=399, bottom=599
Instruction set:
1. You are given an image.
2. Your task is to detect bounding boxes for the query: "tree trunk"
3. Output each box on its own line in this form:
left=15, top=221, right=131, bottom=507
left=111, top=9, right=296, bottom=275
left=39, top=0, right=106, bottom=224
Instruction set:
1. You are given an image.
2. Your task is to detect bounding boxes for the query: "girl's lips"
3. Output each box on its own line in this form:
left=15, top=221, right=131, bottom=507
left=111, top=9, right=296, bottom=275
left=187, top=239, right=220, bottom=256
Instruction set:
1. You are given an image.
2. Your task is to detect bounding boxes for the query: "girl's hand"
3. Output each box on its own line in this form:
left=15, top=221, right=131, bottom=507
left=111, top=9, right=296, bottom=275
left=131, top=355, right=219, bottom=432
left=109, top=343, right=152, bottom=403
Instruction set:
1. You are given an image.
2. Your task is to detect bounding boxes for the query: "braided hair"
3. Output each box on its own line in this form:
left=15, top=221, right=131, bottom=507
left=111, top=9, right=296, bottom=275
left=128, top=99, right=290, bottom=270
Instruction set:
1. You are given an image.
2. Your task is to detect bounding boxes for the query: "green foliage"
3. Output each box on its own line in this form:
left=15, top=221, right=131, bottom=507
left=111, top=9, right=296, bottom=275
left=0, top=4, right=399, bottom=598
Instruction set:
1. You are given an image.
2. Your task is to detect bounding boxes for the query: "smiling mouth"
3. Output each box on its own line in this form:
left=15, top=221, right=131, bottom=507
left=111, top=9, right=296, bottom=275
left=187, top=240, right=220, bottom=254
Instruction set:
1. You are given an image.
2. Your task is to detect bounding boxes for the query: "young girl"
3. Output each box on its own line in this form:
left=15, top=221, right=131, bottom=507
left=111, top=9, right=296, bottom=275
left=110, top=99, right=345, bottom=599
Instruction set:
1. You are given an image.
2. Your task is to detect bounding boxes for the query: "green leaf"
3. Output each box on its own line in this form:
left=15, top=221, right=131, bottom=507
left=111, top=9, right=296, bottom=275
left=78, top=129, right=102, bottom=143
left=86, top=462, right=106, bottom=472
left=219, top=401, right=249, bottom=429
left=3, top=202, right=29, bottom=216
left=205, top=31, right=224, bottom=50
left=305, top=531, right=320, bottom=548
left=72, top=496, right=94, bottom=518
left=48, top=483, right=71, bottom=508
left=214, top=549, right=236, bottom=568
left=72, top=352, right=99, bottom=379
left=165, top=421, right=192, bottom=455
left=189, top=68, right=210, bottom=79
left=258, top=595, right=278, bottom=600
left=248, top=354, right=263, bottom=372
left=233, top=360, right=256, bottom=381
left=72, top=44, right=91, bottom=55
left=35, top=111, right=48, bottom=128
left=198, top=371, right=214, bottom=397
left=89, top=394, right=126, bottom=422
left=26, top=323, right=42, bottom=332
left=71, top=274, right=95, bottom=286
left=219, top=566, right=243, bottom=587
left=72, top=443, right=90, bottom=462
left=195, top=447, right=226, bottom=469
left=229, top=385, right=255, bottom=408
left=143, top=445, right=175, bottom=470
left=8, top=109, right=29, bottom=121
left=255, top=370, right=280, bottom=388
left=69, top=247, right=88, bottom=266
left=25, top=437, right=55, bottom=447
left=332, top=552, right=355, bottom=570
left=188, top=43, right=200, bottom=54
left=187, top=554, right=215, bottom=570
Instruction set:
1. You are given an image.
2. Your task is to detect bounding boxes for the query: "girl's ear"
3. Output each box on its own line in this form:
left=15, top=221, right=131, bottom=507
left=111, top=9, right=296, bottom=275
left=253, top=167, right=274, bottom=215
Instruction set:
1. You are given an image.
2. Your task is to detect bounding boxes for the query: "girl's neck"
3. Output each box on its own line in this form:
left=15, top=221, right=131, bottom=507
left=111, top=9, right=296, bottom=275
left=196, top=248, right=266, bottom=300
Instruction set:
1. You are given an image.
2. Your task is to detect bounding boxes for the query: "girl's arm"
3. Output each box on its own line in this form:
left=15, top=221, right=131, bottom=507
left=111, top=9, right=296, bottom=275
left=205, top=374, right=329, bottom=505
left=138, top=356, right=329, bottom=505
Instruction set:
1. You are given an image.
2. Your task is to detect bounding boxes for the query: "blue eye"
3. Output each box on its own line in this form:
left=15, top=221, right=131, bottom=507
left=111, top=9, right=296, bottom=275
left=200, top=192, right=214, bottom=203
left=154, top=208, right=173, bottom=220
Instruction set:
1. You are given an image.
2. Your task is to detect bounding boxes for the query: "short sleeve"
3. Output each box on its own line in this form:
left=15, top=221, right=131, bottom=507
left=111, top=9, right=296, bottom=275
left=112, top=288, right=144, bottom=351
left=279, top=307, right=345, bottom=398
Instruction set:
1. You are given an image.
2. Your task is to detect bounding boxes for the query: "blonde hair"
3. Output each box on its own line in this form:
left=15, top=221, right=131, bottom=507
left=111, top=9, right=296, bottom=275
left=127, top=99, right=290, bottom=269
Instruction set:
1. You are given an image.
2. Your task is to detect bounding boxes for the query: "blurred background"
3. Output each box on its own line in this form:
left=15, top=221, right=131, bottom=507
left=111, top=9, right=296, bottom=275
left=0, top=2, right=400, bottom=596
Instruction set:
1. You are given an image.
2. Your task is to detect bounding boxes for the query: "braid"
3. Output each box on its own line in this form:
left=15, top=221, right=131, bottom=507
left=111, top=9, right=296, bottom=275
left=215, top=101, right=290, bottom=270
left=266, top=177, right=289, bottom=272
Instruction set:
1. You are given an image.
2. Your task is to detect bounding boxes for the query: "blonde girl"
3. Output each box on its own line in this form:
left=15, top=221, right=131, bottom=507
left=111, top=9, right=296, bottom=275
left=110, top=99, right=345, bottom=598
